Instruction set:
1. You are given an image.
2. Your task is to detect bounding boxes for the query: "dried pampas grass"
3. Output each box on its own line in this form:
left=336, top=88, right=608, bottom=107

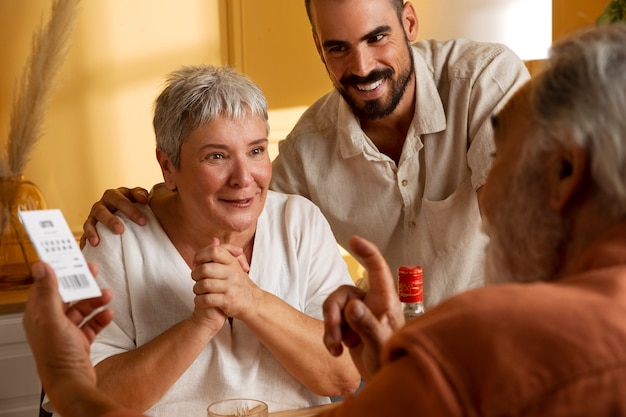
left=1, top=0, right=80, bottom=236
left=1, top=0, right=81, bottom=178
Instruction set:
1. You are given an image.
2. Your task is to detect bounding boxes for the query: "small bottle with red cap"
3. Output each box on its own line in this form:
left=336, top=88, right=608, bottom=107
left=397, top=265, right=425, bottom=321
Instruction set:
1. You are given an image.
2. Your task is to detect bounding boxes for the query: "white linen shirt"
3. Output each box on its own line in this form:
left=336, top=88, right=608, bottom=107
left=85, top=191, right=354, bottom=417
left=271, top=39, right=530, bottom=307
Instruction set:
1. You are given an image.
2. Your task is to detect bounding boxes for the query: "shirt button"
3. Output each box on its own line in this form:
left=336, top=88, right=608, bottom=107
left=401, top=179, right=408, bottom=186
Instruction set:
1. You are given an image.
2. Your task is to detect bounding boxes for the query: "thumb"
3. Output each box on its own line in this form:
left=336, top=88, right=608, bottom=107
left=31, top=262, right=59, bottom=291
left=345, top=300, right=388, bottom=345
left=28, top=262, right=63, bottom=314
left=349, top=235, right=396, bottom=297
left=344, top=299, right=388, bottom=377
left=23, top=262, right=66, bottom=350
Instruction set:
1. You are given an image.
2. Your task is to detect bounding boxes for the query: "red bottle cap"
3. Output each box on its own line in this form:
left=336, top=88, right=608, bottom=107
left=398, top=265, right=423, bottom=303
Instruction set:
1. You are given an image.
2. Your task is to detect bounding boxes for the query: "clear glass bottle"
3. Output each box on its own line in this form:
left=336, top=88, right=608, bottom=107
left=398, top=265, right=425, bottom=320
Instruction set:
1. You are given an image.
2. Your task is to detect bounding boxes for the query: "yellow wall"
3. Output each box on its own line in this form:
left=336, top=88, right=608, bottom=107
left=223, top=0, right=331, bottom=110
left=0, top=1, right=223, bottom=232
left=553, top=0, right=606, bottom=40
left=0, top=0, right=332, bottom=234
left=0, top=0, right=609, bottom=237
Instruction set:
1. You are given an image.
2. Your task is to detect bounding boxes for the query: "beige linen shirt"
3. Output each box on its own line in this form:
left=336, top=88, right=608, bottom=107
left=271, top=39, right=529, bottom=307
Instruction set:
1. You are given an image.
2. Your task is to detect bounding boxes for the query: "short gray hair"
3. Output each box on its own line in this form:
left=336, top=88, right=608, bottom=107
left=530, top=23, right=626, bottom=218
left=153, top=65, right=269, bottom=168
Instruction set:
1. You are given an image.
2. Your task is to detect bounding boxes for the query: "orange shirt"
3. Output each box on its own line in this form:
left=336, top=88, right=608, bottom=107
left=321, top=222, right=626, bottom=416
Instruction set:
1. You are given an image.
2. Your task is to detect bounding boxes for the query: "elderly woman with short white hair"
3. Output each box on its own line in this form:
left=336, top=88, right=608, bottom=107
left=76, top=65, right=359, bottom=417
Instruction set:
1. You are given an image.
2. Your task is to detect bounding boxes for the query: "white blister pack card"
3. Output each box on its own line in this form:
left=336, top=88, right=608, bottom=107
left=18, top=209, right=101, bottom=302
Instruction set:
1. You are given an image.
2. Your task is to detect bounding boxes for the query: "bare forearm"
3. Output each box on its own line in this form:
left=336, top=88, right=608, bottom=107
left=95, top=318, right=217, bottom=410
left=47, top=381, right=121, bottom=417
left=244, top=292, right=360, bottom=396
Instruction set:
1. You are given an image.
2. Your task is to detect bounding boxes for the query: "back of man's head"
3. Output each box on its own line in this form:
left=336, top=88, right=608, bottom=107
left=532, top=23, right=626, bottom=219
left=483, top=23, right=626, bottom=285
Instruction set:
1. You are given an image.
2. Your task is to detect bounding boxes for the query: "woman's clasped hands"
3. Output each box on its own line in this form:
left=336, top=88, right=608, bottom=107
left=191, top=237, right=257, bottom=330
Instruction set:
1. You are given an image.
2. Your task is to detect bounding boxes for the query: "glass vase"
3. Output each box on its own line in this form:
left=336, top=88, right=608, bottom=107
left=0, top=176, right=47, bottom=290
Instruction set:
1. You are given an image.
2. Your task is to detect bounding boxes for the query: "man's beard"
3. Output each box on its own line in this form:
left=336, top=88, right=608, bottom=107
left=336, top=44, right=414, bottom=121
left=483, top=156, right=569, bottom=285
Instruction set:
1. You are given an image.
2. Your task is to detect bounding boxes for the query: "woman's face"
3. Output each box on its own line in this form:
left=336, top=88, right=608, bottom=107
left=162, top=113, right=271, bottom=234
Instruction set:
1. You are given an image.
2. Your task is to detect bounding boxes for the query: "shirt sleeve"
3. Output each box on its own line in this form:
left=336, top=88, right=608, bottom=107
left=318, top=354, right=463, bottom=417
left=467, top=46, right=530, bottom=189
left=83, top=220, right=137, bottom=366
left=288, top=196, right=355, bottom=319
left=270, top=133, right=312, bottom=199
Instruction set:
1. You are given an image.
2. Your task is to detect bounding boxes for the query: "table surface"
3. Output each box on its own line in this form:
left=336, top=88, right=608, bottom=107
left=269, top=403, right=339, bottom=417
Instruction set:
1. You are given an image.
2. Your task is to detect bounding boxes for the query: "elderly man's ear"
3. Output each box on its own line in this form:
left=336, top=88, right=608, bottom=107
left=549, top=144, right=587, bottom=212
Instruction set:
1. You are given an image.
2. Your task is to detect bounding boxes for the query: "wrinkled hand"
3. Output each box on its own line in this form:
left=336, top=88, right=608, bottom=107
left=322, top=235, right=404, bottom=380
left=80, top=186, right=151, bottom=249
left=190, top=238, right=257, bottom=328
left=23, top=262, right=114, bottom=399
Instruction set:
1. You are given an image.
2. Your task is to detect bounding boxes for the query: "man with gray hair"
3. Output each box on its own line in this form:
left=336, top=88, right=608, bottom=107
left=320, top=22, right=626, bottom=416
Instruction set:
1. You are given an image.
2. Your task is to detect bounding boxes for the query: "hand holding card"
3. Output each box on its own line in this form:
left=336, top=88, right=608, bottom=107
left=18, top=209, right=101, bottom=302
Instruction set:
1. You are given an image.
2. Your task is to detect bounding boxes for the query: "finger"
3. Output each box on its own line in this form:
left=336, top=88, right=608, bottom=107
left=81, top=213, right=103, bottom=248
left=190, top=259, right=235, bottom=285
left=128, top=187, right=150, bottom=204
left=82, top=196, right=126, bottom=248
left=194, top=290, right=225, bottom=310
left=220, top=243, right=243, bottom=257
left=23, top=262, right=71, bottom=351
left=64, top=262, right=110, bottom=329
left=193, top=239, right=237, bottom=269
left=79, top=233, right=88, bottom=250
left=344, top=299, right=390, bottom=352
left=349, top=235, right=397, bottom=298
left=192, top=269, right=231, bottom=296
left=341, top=317, right=363, bottom=349
left=193, top=273, right=234, bottom=311
left=26, top=262, right=63, bottom=318
left=65, top=288, right=113, bottom=327
left=235, top=254, right=250, bottom=273
left=101, top=188, right=148, bottom=227
left=323, top=301, right=345, bottom=356
left=323, top=285, right=365, bottom=356
left=78, top=305, right=115, bottom=344
left=220, top=243, right=250, bottom=272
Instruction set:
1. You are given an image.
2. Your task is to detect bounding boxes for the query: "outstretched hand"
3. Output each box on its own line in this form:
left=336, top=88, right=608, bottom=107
left=80, top=186, right=151, bottom=249
left=322, top=235, right=404, bottom=380
left=22, top=262, right=114, bottom=408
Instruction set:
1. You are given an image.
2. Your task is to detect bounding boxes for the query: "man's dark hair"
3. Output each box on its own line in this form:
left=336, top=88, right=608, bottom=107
left=304, top=0, right=405, bottom=31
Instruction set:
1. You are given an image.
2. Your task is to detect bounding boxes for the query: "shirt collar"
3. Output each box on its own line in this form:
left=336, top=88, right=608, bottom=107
left=412, top=49, right=447, bottom=135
